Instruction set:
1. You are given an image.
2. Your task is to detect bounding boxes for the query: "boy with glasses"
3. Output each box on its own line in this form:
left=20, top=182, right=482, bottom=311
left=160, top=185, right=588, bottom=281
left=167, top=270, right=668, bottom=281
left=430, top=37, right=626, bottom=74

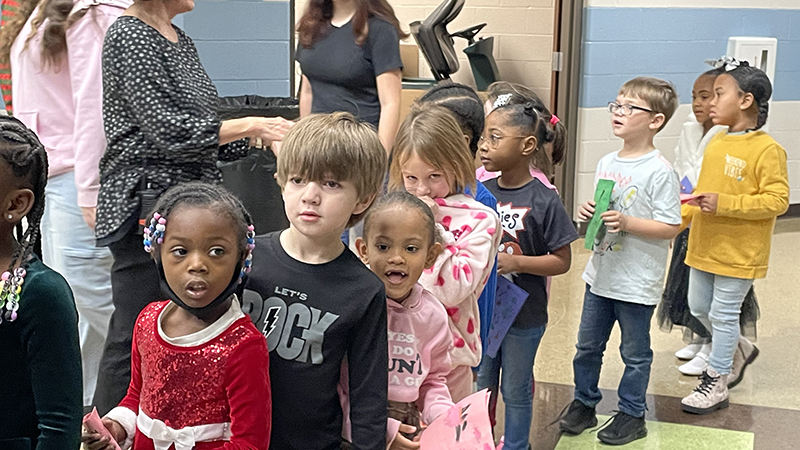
left=558, top=77, right=681, bottom=446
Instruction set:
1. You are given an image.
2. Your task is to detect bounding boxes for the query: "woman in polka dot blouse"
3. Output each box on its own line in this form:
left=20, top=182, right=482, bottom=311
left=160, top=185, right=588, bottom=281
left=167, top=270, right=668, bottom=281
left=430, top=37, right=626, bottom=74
left=91, top=0, right=292, bottom=414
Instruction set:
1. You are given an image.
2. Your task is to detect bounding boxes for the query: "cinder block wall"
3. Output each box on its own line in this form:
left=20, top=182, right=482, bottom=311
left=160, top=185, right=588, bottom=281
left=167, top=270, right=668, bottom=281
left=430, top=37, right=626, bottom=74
left=180, top=0, right=293, bottom=98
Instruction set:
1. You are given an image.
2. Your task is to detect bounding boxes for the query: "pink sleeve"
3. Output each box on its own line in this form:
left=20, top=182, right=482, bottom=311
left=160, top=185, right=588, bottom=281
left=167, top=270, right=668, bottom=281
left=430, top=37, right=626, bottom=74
left=422, top=205, right=500, bottom=307
left=105, top=318, right=143, bottom=448
left=66, top=6, right=121, bottom=207
left=338, top=359, right=353, bottom=444
left=222, top=333, right=272, bottom=450
left=417, top=313, right=454, bottom=425
left=386, top=418, right=401, bottom=448
left=475, top=166, right=499, bottom=183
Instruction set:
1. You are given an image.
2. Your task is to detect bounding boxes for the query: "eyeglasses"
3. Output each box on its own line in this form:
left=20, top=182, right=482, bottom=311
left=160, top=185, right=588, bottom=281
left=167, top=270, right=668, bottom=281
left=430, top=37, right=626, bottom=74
left=607, top=102, right=654, bottom=116
left=479, top=133, right=527, bottom=149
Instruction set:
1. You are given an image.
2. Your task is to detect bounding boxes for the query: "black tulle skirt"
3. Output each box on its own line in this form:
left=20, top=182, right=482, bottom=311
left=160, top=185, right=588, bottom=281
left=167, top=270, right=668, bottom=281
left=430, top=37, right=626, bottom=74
left=657, top=229, right=760, bottom=341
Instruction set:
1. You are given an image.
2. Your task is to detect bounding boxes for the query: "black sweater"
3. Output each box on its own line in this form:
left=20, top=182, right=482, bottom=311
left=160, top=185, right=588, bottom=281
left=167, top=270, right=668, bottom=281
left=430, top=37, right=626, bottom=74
left=0, top=256, right=82, bottom=449
left=243, top=233, right=388, bottom=450
left=97, top=17, right=249, bottom=242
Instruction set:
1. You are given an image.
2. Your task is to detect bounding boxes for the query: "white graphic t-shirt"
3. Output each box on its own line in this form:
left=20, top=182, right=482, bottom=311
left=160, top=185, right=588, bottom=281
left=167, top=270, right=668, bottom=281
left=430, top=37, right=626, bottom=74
left=582, top=149, right=681, bottom=305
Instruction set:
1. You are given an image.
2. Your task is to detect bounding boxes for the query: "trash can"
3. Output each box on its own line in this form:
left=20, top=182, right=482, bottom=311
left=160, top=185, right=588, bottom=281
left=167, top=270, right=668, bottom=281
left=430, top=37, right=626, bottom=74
left=217, top=96, right=299, bottom=234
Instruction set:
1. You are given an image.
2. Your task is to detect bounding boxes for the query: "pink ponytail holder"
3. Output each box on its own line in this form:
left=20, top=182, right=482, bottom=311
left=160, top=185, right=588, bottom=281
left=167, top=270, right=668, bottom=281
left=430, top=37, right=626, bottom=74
left=550, top=115, right=560, bottom=126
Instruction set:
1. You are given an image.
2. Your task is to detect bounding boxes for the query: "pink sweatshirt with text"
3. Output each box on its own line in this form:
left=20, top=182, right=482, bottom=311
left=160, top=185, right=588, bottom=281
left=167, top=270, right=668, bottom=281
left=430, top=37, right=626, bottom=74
left=419, top=193, right=501, bottom=368
left=385, top=284, right=454, bottom=445
left=340, top=284, right=454, bottom=447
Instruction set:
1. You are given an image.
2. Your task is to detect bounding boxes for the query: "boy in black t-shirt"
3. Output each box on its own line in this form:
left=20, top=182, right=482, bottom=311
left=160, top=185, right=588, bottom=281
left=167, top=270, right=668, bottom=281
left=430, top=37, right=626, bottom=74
left=476, top=98, right=578, bottom=450
left=242, top=112, right=388, bottom=450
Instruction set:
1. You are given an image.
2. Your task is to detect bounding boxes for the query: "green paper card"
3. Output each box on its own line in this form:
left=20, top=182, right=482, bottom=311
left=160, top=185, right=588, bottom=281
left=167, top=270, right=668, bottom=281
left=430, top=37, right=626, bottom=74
left=584, top=179, right=615, bottom=250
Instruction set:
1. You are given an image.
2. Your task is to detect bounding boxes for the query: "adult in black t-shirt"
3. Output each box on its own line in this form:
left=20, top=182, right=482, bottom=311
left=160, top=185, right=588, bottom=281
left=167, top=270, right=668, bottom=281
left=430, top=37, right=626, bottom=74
left=243, top=232, right=388, bottom=450
left=296, top=0, right=406, bottom=152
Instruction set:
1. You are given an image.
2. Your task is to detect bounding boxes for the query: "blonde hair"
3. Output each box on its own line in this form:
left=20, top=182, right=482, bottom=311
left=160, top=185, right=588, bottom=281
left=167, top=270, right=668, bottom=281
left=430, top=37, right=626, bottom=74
left=277, top=112, right=387, bottom=227
left=388, top=104, right=476, bottom=195
left=619, top=77, right=679, bottom=132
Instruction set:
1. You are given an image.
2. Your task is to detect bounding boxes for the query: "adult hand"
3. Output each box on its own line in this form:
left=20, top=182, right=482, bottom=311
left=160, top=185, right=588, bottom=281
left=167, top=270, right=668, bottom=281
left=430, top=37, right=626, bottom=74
left=81, top=418, right=125, bottom=450
left=697, top=193, right=718, bottom=214
left=497, top=252, right=516, bottom=275
left=80, top=206, right=97, bottom=230
left=249, top=117, right=293, bottom=147
left=601, top=210, right=628, bottom=233
left=390, top=425, right=421, bottom=450
left=577, top=200, right=596, bottom=222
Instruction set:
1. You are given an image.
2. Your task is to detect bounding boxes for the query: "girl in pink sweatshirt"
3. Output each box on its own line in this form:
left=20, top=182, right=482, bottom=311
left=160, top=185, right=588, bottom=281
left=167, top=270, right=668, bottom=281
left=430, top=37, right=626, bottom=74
left=353, top=190, right=456, bottom=449
left=389, top=104, right=501, bottom=403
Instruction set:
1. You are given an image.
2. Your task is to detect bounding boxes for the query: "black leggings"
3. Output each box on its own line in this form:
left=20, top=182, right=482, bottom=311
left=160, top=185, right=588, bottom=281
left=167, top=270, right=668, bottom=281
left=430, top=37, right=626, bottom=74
left=91, top=225, right=161, bottom=415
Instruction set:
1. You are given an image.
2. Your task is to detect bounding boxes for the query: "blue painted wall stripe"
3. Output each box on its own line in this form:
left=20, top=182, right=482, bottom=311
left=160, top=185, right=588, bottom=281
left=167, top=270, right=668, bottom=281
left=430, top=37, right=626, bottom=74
left=580, top=7, right=800, bottom=108
left=181, top=0, right=292, bottom=98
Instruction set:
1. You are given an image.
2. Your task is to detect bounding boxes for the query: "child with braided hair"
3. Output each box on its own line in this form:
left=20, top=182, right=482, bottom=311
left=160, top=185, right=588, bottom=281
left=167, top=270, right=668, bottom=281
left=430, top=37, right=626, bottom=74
left=82, top=182, right=271, bottom=450
left=680, top=60, right=788, bottom=415
left=0, top=116, right=83, bottom=449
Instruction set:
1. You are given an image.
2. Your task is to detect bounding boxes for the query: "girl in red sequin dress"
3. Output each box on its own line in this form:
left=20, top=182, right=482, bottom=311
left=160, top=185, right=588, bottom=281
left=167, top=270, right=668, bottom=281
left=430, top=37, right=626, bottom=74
left=82, top=182, right=271, bottom=450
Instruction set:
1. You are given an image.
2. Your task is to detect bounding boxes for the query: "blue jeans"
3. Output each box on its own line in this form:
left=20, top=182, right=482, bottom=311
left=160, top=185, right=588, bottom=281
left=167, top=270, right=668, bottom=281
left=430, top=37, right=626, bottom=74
left=688, top=268, right=753, bottom=375
left=477, top=324, right=546, bottom=450
left=41, top=171, right=114, bottom=405
left=573, top=285, right=654, bottom=418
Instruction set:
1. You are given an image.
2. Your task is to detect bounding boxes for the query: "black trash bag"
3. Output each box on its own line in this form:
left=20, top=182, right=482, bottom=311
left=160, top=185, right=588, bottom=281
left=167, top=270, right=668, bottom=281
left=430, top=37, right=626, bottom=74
left=657, top=228, right=760, bottom=341
left=217, top=96, right=299, bottom=234
left=218, top=95, right=300, bottom=121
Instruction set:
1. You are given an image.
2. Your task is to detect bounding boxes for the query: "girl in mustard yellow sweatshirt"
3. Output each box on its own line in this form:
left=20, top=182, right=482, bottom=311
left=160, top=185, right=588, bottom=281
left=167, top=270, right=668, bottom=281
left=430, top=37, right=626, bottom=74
left=681, top=60, right=789, bottom=416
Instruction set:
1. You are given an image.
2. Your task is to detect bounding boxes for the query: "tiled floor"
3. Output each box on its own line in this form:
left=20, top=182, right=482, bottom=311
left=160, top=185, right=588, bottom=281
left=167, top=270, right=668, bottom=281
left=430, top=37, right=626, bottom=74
left=493, top=217, right=800, bottom=449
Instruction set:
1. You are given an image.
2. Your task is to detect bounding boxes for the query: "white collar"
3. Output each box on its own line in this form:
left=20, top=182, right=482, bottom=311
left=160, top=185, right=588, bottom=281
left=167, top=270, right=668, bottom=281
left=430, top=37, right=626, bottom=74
left=157, top=297, right=245, bottom=347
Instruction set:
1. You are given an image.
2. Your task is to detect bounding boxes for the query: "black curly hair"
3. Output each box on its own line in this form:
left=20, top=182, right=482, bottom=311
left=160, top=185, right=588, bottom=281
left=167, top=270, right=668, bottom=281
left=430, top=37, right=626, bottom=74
left=144, top=182, right=254, bottom=260
left=362, top=190, right=438, bottom=246
left=486, top=81, right=567, bottom=169
left=725, top=62, right=772, bottom=130
left=418, top=83, right=485, bottom=156
left=0, top=116, right=48, bottom=280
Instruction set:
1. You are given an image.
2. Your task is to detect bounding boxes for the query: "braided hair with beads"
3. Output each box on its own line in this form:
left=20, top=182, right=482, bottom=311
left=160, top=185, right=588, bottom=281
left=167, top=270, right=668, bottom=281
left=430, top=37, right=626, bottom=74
left=142, top=182, right=256, bottom=280
left=0, top=116, right=48, bottom=323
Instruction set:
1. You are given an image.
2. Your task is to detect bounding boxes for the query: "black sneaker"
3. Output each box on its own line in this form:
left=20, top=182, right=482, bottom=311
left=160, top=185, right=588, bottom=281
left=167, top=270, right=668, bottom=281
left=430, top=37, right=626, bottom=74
left=558, top=400, right=597, bottom=435
left=596, top=411, right=647, bottom=446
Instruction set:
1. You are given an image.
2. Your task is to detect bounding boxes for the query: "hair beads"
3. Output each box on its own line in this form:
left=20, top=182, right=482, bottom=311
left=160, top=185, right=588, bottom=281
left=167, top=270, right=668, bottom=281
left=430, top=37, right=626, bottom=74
left=242, top=225, right=256, bottom=281
left=142, top=211, right=255, bottom=282
left=0, top=268, right=26, bottom=323
left=143, top=213, right=167, bottom=253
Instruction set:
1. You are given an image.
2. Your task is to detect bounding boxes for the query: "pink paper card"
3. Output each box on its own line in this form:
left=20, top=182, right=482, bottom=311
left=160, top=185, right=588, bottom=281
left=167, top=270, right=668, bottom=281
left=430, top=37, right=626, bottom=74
left=83, top=407, right=122, bottom=450
left=681, top=193, right=699, bottom=204
left=419, top=389, right=497, bottom=450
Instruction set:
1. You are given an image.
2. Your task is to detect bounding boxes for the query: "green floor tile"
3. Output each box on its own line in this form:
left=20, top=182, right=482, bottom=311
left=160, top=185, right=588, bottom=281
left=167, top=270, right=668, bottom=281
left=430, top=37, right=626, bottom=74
left=554, top=415, right=754, bottom=450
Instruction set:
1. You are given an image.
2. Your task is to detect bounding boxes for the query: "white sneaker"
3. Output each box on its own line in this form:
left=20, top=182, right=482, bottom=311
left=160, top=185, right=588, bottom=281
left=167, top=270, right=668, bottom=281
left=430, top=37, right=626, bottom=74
left=681, top=368, right=729, bottom=415
left=678, top=343, right=711, bottom=376
left=675, top=343, right=703, bottom=360
left=679, top=354, right=708, bottom=376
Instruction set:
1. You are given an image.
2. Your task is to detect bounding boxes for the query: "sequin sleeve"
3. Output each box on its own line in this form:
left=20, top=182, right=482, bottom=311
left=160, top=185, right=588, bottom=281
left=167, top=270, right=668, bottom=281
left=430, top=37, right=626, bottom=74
left=108, top=311, right=145, bottom=449
left=222, top=332, right=272, bottom=449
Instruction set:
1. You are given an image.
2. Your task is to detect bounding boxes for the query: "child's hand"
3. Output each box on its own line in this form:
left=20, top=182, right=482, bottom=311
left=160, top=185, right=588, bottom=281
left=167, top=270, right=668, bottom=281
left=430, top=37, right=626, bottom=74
left=419, top=196, right=440, bottom=217
left=697, top=193, right=718, bottom=214
left=578, top=200, right=596, bottom=221
left=601, top=210, right=628, bottom=233
left=390, top=424, right=421, bottom=450
left=497, top=252, right=516, bottom=275
left=81, top=418, right=125, bottom=450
